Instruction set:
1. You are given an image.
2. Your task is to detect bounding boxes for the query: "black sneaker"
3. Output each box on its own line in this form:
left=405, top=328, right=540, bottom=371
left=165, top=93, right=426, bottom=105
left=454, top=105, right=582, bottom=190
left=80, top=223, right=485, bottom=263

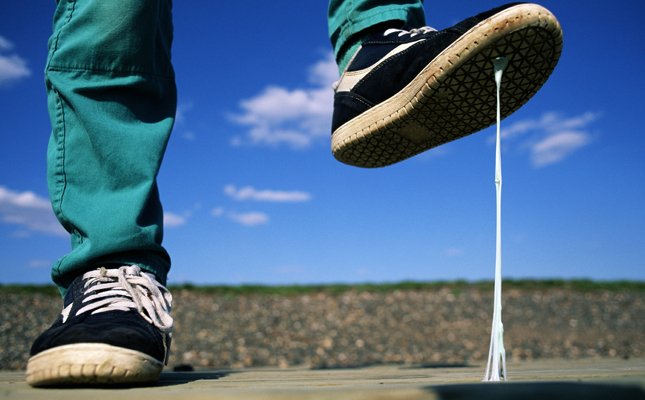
left=331, top=2, right=563, bottom=168
left=25, top=266, right=173, bottom=387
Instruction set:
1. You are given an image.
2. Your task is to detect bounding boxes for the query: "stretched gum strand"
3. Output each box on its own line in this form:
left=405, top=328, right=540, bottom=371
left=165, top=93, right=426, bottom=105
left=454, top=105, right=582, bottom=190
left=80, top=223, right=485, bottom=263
left=484, top=56, right=509, bottom=382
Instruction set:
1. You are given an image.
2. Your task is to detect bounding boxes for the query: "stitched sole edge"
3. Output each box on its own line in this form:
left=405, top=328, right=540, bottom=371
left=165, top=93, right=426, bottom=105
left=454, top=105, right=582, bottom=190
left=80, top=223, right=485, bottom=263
left=331, top=3, right=563, bottom=168
left=25, top=343, right=163, bottom=387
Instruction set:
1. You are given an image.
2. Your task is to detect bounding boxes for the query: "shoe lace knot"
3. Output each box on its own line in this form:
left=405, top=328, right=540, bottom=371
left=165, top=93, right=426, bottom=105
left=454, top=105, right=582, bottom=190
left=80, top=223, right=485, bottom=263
left=77, top=266, right=173, bottom=334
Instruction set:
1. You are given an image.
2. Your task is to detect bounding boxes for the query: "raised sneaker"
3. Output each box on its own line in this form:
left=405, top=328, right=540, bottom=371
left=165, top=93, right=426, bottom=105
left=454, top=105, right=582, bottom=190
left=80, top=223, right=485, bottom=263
left=26, top=265, right=173, bottom=387
left=331, top=2, right=563, bottom=168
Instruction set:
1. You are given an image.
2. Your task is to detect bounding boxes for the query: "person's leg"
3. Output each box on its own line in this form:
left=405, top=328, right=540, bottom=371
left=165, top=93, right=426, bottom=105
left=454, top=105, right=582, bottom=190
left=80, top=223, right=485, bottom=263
left=328, top=0, right=425, bottom=73
left=45, top=0, right=176, bottom=294
left=26, top=0, right=176, bottom=387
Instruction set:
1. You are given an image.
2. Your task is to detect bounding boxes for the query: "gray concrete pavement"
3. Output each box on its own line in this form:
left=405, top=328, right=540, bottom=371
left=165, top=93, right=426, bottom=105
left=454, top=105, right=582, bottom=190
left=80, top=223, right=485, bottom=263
left=2, top=358, right=644, bottom=399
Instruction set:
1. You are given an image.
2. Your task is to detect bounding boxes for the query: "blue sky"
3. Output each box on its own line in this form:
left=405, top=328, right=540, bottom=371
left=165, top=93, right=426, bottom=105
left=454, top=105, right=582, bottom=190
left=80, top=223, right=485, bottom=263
left=1, top=1, right=643, bottom=286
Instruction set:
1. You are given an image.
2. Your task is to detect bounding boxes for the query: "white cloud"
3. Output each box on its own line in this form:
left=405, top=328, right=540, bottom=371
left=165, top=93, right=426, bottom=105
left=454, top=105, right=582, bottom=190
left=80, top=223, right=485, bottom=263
left=444, top=247, right=464, bottom=257
left=174, top=101, right=198, bottom=141
left=211, top=207, right=269, bottom=226
left=230, top=52, right=337, bottom=148
left=308, top=53, right=341, bottom=87
left=417, top=143, right=452, bottom=161
left=227, top=211, right=269, bottom=226
left=211, top=207, right=225, bottom=217
left=163, top=212, right=187, bottom=228
left=0, top=36, right=31, bottom=87
left=224, top=185, right=311, bottom=202
left=494, top=111, right=599, bottom=167
left=182, top=131, right=196, bottom=141
left=175, top=101, right=193, bottom=125
left=28, top=259, right=51, bottom=269
left=0, top=186, right=67, bottom=237
left=531, top=131, right=592, bottom=167
left=0, top=36, right=14, bottom=50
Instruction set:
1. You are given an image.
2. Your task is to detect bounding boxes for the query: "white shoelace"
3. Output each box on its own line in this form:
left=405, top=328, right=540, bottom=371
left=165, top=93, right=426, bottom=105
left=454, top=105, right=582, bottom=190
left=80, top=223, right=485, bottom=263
left=384, top=26, right=437, bottom=38
left=71, top=266, right=173, bottom=334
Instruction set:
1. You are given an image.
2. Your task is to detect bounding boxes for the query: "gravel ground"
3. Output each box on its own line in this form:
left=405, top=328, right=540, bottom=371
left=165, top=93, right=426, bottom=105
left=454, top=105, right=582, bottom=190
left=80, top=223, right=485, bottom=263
left=1, top=287, right=644, bottom=371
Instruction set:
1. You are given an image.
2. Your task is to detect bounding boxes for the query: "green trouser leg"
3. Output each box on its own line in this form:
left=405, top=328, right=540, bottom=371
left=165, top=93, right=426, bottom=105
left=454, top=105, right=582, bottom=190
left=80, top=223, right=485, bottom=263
left=328, top=0, right=426, bottom=73
left=45, top=0, right=176, bottom=295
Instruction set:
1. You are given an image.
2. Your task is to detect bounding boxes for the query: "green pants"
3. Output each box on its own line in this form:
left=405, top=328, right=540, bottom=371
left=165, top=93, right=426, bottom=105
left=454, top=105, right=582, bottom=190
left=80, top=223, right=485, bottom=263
left=328, top=0, right=426, bottom=72
left=46, top=0, right=424, bottom=294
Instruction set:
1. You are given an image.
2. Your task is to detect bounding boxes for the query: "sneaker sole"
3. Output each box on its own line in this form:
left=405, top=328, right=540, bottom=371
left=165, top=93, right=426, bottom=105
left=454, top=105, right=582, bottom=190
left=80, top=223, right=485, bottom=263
left=25, top=343, right=163, bottom=387
left=331, top=3, right=563, bottom=168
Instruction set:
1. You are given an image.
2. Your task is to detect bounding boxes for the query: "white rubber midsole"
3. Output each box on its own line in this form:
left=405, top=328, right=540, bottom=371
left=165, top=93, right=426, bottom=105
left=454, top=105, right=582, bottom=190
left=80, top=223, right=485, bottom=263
left=26, top=343, right=163, bottom=386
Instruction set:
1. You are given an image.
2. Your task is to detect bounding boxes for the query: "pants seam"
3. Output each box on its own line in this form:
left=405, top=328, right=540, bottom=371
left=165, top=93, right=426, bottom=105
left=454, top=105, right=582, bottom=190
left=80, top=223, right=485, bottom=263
left=46, top=0, right=76, bottom=71
left=50, top=88, right=72, bottom=280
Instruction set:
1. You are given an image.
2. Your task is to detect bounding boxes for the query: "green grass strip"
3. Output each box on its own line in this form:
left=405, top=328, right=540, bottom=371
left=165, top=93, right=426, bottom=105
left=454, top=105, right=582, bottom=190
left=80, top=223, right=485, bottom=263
left=1, top=279, right=644, bottom=297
